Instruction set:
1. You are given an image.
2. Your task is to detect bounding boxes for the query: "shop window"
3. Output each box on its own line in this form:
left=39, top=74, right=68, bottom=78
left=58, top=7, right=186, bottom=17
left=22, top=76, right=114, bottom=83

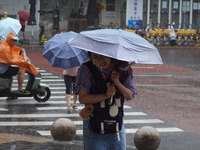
left=183, top=1, right=190, bottom=12
left=182, top=0, right=190, bottom=28
left=106, top=0, right=115, bottom=11
left=162, top=1, right=168, bottom=9
left=192, top=1, right=200, bottom=29
left=173, top=1, right=179, bottom=10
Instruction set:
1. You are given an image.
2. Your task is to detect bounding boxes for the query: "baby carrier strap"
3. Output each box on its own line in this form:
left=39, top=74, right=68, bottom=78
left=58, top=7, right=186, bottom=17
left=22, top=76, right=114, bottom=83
left=84, top=61, right=124, bottom=139
left=84, top=61, right=103, bottom=84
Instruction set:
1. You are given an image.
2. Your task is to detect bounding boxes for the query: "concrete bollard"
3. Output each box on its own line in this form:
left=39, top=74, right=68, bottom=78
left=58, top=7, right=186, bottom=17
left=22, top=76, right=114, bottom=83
left=134, top=126, right=161, bottom=150
left=51, top=118, right=76, bottom=141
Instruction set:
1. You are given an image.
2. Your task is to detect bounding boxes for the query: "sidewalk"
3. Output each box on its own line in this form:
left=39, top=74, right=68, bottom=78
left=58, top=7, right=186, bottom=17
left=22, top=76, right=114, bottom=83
left=0, top=133, right=83, bottom=150
left=22, top=30, right=58, bottom=45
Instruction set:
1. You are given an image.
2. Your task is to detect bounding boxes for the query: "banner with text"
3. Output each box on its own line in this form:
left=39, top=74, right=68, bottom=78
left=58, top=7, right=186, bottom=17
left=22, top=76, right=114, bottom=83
left=126, top=0, right=143, bottom=29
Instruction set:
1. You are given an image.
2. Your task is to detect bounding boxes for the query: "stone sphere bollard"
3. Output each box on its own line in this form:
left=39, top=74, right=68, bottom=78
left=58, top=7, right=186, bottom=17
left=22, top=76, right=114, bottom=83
left=134, top=126, right=161, bottom=150
left=51, top=118, right=76, bottom=141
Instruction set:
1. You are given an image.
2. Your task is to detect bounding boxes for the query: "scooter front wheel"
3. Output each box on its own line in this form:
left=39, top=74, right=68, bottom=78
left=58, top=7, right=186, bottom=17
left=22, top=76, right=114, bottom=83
left=33, top=87, right=51, bottom=102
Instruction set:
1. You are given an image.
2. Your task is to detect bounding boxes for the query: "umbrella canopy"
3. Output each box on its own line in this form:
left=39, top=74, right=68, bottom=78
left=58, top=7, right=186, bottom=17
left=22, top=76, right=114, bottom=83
left=68, top=29, right=163, bottom=64
left=0, top=17, right=21, bottom=38
left=17, top=10, right=30, bottom=21
left=43, top=31, right=89, bottom=70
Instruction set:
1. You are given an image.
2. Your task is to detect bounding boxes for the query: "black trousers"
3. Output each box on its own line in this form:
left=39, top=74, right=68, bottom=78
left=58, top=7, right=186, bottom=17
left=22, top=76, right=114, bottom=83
left=39, top=26, right=44, bottom=38
left=0, top=66, right=19, bottom=79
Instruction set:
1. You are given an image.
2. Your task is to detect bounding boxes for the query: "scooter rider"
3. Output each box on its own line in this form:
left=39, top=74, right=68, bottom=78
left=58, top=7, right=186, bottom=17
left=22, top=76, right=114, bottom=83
left=0, top=32, right=30, bottom=100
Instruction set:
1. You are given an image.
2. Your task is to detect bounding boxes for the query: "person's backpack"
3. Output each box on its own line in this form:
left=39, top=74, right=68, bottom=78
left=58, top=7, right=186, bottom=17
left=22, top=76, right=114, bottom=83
left=84, top=61, right=127, bottom=134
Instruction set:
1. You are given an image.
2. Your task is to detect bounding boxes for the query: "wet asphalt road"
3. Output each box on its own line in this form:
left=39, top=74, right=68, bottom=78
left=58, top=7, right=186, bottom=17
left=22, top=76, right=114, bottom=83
left=0, top=45, right=200, bottom=149
left=159, top=47, right=200, bottom=71
left=127, top=46, right=200, bottom=149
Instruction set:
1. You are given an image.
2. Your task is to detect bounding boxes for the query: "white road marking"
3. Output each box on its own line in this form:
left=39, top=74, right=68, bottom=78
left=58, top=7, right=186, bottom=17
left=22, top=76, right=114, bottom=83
left=12, top=83, right=190, bottom=89
left=124, top=119, right=164, bottom=123
left=134, top=74, right=172, bottom=77
left=0, top=119, right=164, bottom=126
left=20, top=96, right=66, bottom=98
left=11, top=87, right=65, bottom=90
left=40, top=73, right=54, bottom=75
left=132, top=66, right=154, bottom=69
left=12, top=84, right=65, bottom=87
left=49, top=91, right=65, bottom=94
left=37, top=127, right=184, bottom=136
left=2, top=100, right=69, bottom=105
left=35, top=105, right=132, bottom=110
left=1, top=90, right=65, bottom=95
left=42, top=76, right=60, bottom=79
left=134, top=84, right=190, bottom=87
left=126, top=127, right=184, bottom=133
left=13, top=79, right=64, bottom=82
left=0, top=108, right=8, bottom=111
left=38, top=70, right=47, bottom=72
left=0, top=112, right=146, bottom=118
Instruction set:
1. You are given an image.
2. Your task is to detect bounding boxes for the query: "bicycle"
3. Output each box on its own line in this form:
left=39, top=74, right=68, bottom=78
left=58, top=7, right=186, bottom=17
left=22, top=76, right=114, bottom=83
left=176, top=24, right=185, bottom=46
left=162, top=27, right=170, bottom=46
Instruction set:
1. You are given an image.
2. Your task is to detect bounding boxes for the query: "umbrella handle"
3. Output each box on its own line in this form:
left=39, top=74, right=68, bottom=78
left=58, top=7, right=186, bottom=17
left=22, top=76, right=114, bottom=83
left=118, top=61, right=136, bottom=71
left=107, top=82, right=113, bottom=105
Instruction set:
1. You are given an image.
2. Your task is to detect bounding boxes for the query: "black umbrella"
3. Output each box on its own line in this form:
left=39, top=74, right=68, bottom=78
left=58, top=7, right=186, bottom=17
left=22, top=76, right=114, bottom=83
left=27, top=0, right=36, bottom=25
left=87, top=0, right=100, bottom=26
left=38, top=9, right=53, bottom=15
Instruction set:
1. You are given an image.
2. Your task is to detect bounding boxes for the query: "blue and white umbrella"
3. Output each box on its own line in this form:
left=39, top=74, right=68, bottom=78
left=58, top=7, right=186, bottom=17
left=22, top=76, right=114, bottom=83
left=0, top=17, right=21, bottom=39
left=68, top=29, right=163, bottom=64
left=43, top=31, right=89, bottom=70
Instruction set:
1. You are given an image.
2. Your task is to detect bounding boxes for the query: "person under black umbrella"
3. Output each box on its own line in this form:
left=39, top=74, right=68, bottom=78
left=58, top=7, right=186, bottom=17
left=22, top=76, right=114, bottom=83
left=27, top=0, right=37, bottom=42
left=87, top=0, right=100, bottom=26
left=53, top=6, right=60, bottom=31
left=27, top=0, right=36, bottom=25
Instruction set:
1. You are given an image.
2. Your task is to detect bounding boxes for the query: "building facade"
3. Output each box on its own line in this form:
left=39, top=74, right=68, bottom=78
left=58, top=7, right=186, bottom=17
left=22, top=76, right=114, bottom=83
left=0, top=0, right=199, bottom=32
left=0, top=0, right=40, bottom=32
left=142, top=0, right=200, bottom=30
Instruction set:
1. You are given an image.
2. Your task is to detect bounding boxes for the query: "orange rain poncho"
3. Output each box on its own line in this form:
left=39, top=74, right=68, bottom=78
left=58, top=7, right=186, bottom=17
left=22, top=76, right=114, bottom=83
left=0, top=32, right=38, bottom=75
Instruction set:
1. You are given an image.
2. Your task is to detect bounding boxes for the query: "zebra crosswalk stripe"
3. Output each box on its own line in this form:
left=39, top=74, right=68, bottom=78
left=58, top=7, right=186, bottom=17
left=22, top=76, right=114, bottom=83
left=0, top=119, right=164, bottom=126
left=37, top=127, right=184, bottom=136
left=0, top=112, right=147, bottom=118
left=0, top=68, right=185, bottom=140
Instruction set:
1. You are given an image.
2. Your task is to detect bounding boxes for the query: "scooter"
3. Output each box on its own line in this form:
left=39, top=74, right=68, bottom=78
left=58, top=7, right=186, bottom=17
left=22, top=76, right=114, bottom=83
left=0, top=66, right=51, bottom=102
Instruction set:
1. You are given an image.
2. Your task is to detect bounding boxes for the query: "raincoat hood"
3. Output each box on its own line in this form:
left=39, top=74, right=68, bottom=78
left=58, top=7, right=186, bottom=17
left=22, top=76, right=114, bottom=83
left=6, top=32, right=17, bottom=46
left=0, top=32, right=38, bottom=75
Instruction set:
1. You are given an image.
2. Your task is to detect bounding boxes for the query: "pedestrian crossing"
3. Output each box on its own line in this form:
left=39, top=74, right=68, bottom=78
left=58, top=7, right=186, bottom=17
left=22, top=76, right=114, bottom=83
left=0, top=68, right=184, bottom=140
